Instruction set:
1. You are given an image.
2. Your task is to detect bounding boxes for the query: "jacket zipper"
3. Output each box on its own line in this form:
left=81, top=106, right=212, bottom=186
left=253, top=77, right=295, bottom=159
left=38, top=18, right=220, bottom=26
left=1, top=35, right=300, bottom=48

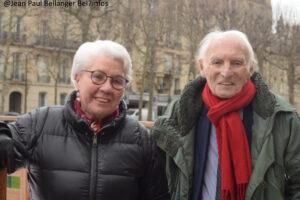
left=89, top=133, right=98, bottom=200
left=88, top=123, right=111, bottom=200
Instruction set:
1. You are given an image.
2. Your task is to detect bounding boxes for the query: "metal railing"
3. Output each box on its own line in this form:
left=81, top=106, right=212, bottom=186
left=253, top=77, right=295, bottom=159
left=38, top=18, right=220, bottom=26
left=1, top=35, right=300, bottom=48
left=0, top=115, right=153, bottom=200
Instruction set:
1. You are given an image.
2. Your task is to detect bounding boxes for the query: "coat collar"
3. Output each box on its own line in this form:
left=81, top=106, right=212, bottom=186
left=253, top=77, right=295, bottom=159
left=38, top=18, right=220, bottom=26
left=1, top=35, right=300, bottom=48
left=176, top=72, right=276, bottom=136
left=63, top=90, right=127, bottom=135
left=152, top=72, right=296, bottom=198
left=152, top=72, right=280, bottom=158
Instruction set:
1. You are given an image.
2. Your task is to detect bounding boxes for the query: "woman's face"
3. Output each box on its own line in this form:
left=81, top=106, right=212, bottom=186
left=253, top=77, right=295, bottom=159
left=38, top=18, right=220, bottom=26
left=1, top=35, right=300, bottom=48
left=75, top=56, right=125, bottom=121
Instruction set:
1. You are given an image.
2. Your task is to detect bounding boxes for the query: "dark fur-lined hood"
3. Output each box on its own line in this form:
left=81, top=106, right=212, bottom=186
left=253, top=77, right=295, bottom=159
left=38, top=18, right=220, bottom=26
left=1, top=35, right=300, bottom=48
left=151, top=72, right=297, bottom=157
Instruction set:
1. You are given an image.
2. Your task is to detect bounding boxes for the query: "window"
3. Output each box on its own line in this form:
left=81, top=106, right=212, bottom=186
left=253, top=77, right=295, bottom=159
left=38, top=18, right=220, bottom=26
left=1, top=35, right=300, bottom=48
left=38, top=20, right=49, bottom=45
left=60, top=93, right=67, bottom=105
left=62, top=23, right=68, bottom=41
left=174, top=78, right=180, bottom=95
left=7, top=176, right=20, bottom=189
left=174, top=55, right=181, bottom=75
left=12, top=53, right=24, bottom=81
left=12, top=16, right=21, bottom=40
left=42, top=0, right=48, bottom=5
left=157, top=77, right=164, bottom=93
left=59, top=58, right=70, bottom=83
left=0, top=13, right=3, bottom=34
left=41, top=20, right=48, bottom=36
left=157, top=105, right=167, bottom=116
left=164, top=54, right=172, bottom=73
left=0, top=53, right=4, bottom=80
left=38, top=92, right=47, bottom=107
left=9, top=91, right=22, bottom=113
left=12, top=53, right=20, bottom=79
left=37, top=55, right=50, bottom=83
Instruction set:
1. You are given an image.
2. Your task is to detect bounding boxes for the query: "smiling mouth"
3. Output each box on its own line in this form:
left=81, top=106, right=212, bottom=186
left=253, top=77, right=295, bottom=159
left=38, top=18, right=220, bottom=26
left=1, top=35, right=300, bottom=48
left=95, top=97, right=110, bottom=103
left=219, top=83, right=234, bottom=86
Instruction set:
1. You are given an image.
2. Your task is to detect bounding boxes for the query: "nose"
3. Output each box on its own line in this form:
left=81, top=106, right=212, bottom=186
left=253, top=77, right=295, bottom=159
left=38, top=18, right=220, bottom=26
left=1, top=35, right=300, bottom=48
left=99, top=78, right=114, bottom=92
left=220, top=62, right=233, bottom=77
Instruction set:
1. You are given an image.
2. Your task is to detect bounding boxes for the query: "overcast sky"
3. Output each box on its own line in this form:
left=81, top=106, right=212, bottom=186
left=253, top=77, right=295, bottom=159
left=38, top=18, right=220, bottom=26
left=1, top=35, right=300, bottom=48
left=272, top=0, right=300, bottom=24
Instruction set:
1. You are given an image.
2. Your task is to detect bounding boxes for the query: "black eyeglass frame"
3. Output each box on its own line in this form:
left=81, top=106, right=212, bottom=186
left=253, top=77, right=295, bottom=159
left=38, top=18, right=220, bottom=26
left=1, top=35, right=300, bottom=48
left=82, top=69, right=128, bottom=90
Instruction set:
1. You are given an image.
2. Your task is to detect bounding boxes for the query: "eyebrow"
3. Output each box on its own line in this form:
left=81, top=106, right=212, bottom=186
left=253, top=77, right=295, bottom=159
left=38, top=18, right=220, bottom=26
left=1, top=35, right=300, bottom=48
left=86, top=68, right=125, bottom=77
left=209, top=56, right=246, bottom=61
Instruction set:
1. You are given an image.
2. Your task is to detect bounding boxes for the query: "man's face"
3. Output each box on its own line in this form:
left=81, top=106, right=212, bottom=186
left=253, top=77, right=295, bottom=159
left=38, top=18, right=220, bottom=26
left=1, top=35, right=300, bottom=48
left=199, top=36, right=252, bottom=99
left=75, top=56, right=125, bottom=121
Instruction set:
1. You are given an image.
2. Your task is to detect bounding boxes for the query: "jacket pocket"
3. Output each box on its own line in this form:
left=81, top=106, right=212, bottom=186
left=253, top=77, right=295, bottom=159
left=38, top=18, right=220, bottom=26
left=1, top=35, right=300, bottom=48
left=253, top=163, right=285, bottom=200
left=167, top=160, right=179, bottom=199
left=252, top=180, right=284, bottom=200
left=273, top=163, right=286, bottom=194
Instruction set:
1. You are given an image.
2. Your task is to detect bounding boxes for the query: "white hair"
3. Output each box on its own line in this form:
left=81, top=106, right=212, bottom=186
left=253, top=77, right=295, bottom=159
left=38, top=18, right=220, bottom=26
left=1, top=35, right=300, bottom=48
left=71, top=40, right=132, bottom=87
left=196, top=30, right=258, bottom=71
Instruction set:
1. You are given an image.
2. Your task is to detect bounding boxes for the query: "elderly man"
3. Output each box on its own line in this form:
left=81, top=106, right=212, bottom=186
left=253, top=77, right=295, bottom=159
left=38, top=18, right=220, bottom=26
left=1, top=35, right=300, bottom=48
left=152, top=30, right=300, bottom=200
left=0, top=40, right=170, bottom=200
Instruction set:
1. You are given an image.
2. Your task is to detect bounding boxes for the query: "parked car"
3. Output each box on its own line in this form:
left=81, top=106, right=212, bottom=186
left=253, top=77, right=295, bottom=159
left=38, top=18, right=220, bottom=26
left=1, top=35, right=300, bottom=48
left=128, top=108, right=156, bottom=121
left=4, top=111, right=19, bottom=116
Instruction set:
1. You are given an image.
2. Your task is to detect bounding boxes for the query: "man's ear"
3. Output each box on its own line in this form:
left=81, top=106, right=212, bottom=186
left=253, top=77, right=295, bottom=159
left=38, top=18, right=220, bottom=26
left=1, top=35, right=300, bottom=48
left=198, top=59, right=205, bottom=76
left=248, top=64, right=254, bottom=78
left=250, top=65, right=254, bottom=75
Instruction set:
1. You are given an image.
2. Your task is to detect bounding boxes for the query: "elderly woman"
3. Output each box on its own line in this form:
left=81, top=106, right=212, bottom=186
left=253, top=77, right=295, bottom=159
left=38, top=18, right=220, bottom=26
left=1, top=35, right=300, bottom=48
left=152, top=30, right=300, bottom=200
left=0, top=40, right=170, bottom=200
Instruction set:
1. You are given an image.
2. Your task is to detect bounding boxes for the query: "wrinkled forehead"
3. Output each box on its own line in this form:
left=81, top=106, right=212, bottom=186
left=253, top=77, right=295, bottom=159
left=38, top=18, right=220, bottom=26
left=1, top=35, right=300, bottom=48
left=85, top=55, right=125, bottom=70
left=206, top=36, right=250, bottom=60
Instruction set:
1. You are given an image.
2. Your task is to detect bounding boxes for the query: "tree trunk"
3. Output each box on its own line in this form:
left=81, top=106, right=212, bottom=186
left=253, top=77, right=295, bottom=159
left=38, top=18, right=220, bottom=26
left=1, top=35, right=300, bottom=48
left=24, top=55, right=28, bottom=113
left=146, top=0, right=157, bottom=121
left=81, top=21, right=90, bottom=42
left=287, top=61, right=295, bottom=104
left=138, top=49, right=148, bottom=121
left=54, top=79, right=58, bottom=105
left=256, top=53, right=264, bottom=76
left=147, top=46, right=155, bottom=121
left=1, top=9, right=13, bottom=113
left=188, top=45, right=197, bottom=80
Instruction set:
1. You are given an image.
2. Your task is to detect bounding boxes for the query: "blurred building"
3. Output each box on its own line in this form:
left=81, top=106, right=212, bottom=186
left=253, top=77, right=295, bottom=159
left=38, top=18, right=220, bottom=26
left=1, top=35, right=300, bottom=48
left=0, top=8, right=75, bottom=115
left=0, top=0, right=285, bottom=120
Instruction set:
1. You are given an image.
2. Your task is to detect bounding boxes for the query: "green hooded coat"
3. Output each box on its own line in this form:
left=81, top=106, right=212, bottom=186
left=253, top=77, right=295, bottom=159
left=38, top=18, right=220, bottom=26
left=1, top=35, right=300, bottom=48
left=152, top=73, right=300, bottom=200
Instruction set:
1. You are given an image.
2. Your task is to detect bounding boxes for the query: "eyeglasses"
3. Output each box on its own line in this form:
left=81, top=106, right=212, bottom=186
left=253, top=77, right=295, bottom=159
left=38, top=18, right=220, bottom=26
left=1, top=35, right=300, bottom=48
left=82, top=70, right=128, bottom=90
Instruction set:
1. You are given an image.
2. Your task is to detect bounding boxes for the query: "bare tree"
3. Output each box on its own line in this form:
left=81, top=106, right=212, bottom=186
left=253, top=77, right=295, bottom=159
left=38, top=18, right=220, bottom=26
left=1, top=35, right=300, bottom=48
left=271, top=15, right=300, bottom=104
left=61, top=1, right=112, bottom=42
left=213, top=0, right=273, bottom=75
left=128, top=0, right=168, bottom=120
left=181, top=0, right=215, bottom=79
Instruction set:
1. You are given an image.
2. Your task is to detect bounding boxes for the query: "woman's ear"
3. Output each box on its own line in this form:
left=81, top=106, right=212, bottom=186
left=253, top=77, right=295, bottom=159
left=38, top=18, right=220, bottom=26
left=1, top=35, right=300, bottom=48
left=74, top=73, right=80, bottom=90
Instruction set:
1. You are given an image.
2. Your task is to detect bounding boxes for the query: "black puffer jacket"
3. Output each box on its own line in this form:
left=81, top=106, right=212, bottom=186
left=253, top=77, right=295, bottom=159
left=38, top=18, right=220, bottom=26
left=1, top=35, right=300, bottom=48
left=2, top=91, right=170, bottom=200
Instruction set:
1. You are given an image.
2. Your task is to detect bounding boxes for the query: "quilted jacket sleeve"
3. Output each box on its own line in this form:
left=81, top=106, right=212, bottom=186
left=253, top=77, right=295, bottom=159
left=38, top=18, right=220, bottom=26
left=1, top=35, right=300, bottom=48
left=139, top=125, right=170, bottom=200
left=284, top=113, right=300, bottom=199
left=0, top=122, right=14, bottom=173
left=2, top=107, right=49, bottom=173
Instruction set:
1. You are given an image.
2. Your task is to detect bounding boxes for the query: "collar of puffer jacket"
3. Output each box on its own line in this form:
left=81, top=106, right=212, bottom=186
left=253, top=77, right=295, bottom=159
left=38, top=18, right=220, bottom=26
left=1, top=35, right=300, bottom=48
left=63, top=90, right=127, bottom=135
left=173, top=72, right=276, bottom=137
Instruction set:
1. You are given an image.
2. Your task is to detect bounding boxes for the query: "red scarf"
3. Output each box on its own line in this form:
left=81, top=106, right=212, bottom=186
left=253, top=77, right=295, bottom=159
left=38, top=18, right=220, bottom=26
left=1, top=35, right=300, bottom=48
left=202, top=80, right=256, bottom=200
left=74, top=99, right=119, bottom=133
